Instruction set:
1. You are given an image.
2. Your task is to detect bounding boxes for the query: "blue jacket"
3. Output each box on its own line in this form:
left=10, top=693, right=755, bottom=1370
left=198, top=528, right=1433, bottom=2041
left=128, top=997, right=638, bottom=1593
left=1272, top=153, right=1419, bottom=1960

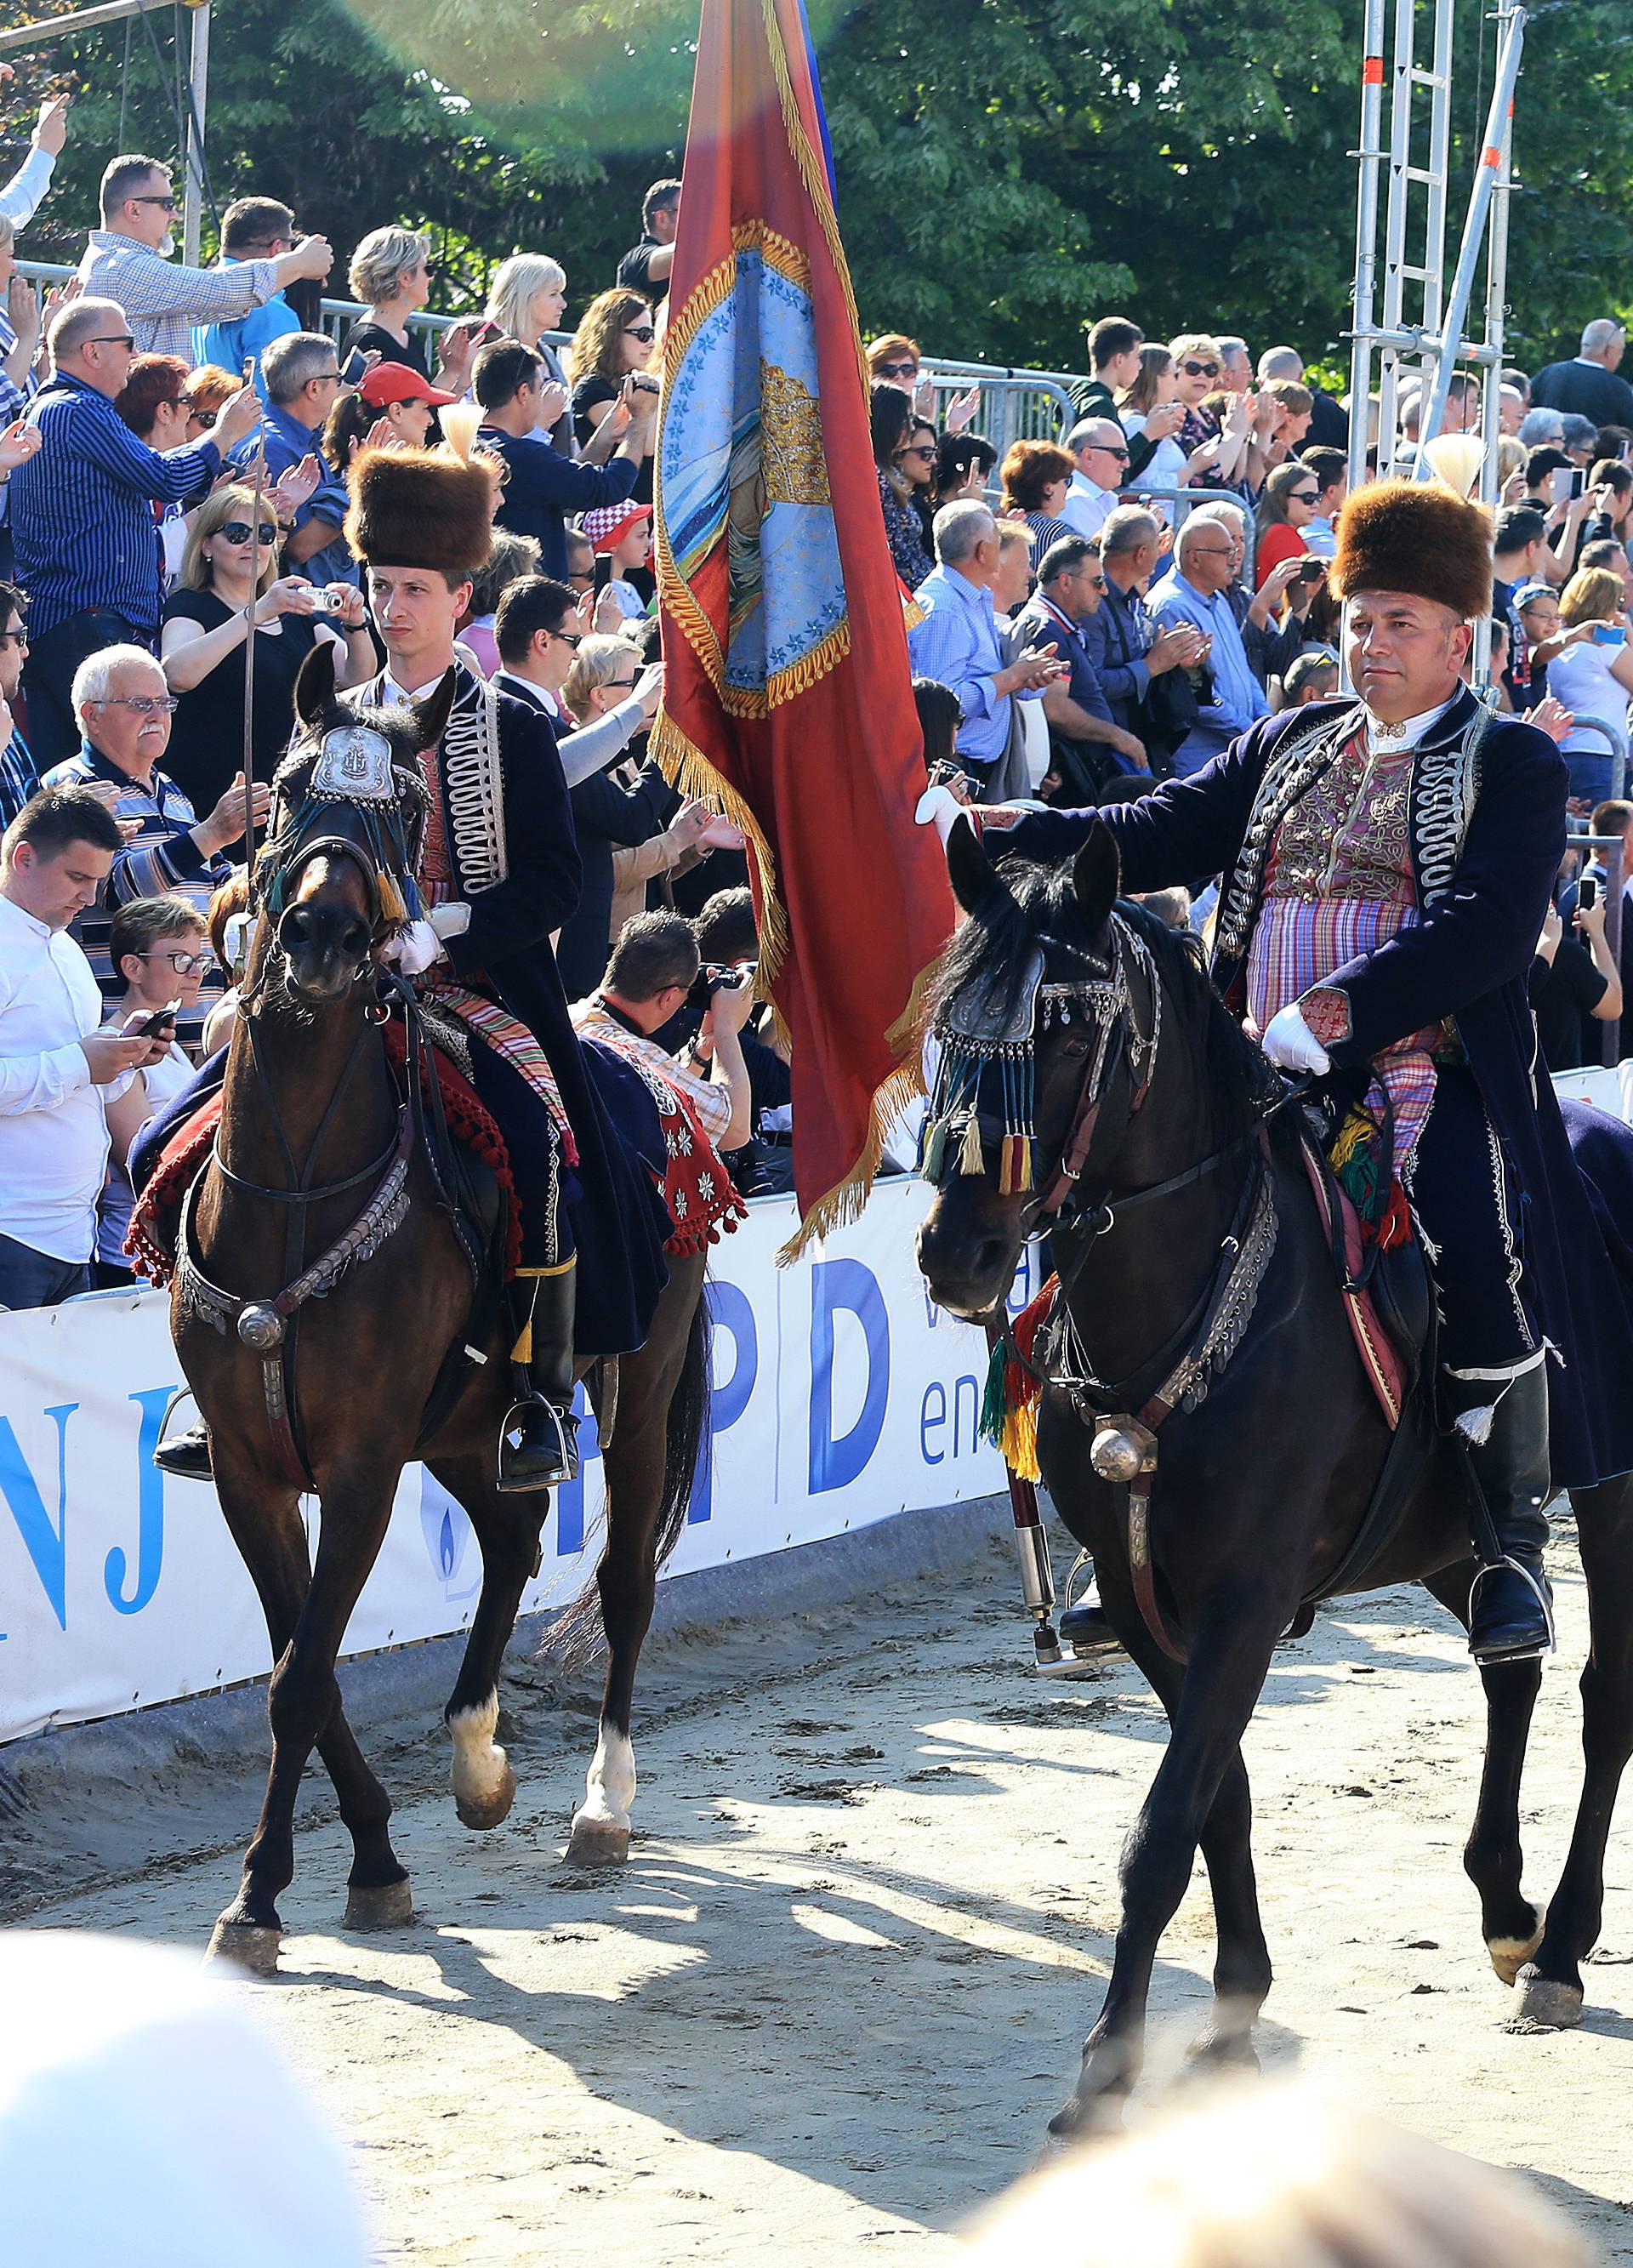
left=1003, top=687, right=1633, bottom=1486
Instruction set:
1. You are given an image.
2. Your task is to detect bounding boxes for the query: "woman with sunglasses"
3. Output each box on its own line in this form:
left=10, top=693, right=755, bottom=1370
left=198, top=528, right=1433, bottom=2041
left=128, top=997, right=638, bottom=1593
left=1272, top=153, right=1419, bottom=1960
left=866, top=333, right=982, bottom=436
left=159, top=483, right=374, bottom=815
left=1167, top=333, right=1258, bottom=495
left=342, top=227, right=478, bottom=396
left=869, top=383, right=934, bottom=587
left=1253, top=459, right=1323, bottom=589
left=570, top=290, right=661, bottom=504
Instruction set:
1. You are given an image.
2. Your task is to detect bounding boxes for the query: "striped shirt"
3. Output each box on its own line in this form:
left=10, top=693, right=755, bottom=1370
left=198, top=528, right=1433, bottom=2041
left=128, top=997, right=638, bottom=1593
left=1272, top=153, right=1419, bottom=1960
left=76, top=231, right=282, bottom=362
left=40, top=741, right=229, bottom=1044
left=0, top=727, right=39, bottom=829
left=11, top=373, right=221, bottom=640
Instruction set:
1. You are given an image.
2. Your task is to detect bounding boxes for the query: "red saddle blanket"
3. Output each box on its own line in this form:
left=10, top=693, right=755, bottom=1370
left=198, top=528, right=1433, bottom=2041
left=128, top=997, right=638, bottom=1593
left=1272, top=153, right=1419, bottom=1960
left=128, top=1023, right=746, bottom=1287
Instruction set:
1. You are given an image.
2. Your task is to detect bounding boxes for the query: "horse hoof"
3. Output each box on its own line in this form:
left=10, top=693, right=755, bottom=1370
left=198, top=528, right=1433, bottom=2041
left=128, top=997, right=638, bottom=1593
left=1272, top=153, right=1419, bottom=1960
left=1488, top=1913, right=1545, bottom=1985
left=205, top=1918, right=282, bottom=1976
left=1505, top=1964, right=1584, bottom=2032
left=342, top=1877, right=415, bottom=1932
left=566, top=1813, right=631, bottom=1866
left=455, top=1759, right=516, bottom=1832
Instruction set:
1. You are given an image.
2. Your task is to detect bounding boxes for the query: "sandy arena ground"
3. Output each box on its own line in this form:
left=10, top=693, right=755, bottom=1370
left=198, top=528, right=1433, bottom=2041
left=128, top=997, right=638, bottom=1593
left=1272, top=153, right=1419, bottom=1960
left=14, top=1513, right=1633, bottom=2263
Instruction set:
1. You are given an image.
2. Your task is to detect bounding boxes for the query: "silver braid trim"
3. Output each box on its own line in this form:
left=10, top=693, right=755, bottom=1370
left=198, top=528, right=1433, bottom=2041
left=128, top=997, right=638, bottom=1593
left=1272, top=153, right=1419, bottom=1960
left=440, top=671, right=508, bottom=896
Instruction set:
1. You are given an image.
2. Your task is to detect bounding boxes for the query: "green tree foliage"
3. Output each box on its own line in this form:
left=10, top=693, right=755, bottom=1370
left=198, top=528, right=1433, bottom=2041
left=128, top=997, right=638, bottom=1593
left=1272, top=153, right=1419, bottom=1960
left=1, top=0, right=1627, bottom=369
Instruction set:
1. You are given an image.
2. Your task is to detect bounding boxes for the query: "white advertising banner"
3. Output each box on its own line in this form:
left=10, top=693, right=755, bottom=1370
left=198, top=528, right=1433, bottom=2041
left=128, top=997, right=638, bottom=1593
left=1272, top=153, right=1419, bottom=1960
left=0, top=1181, right=1027, bottom=1747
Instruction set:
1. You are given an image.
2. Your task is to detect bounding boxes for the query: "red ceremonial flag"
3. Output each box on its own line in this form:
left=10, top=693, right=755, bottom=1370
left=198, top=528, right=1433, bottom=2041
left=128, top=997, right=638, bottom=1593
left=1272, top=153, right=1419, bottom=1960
left=652, top=0, right=956, bottom=1256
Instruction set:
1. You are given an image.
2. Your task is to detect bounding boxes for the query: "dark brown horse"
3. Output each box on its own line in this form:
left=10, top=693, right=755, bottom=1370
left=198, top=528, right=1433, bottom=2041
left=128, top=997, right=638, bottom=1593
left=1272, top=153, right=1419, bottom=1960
left=915, top=818, right=1633, bottom=2137
left=171, top=665, right=710, bottom=1975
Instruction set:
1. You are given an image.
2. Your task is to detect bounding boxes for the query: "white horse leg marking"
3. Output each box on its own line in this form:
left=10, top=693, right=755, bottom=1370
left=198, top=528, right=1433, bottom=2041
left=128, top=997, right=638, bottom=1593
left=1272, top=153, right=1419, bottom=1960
left=568, top=1727, right=636, bottom=1864
left=448, top=1692, right=515, bottom=1829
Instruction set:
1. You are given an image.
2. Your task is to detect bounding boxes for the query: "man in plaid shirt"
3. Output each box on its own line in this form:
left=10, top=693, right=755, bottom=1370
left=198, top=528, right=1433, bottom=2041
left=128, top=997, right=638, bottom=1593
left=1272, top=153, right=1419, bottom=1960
left=77, top=152, right=333, bottom=364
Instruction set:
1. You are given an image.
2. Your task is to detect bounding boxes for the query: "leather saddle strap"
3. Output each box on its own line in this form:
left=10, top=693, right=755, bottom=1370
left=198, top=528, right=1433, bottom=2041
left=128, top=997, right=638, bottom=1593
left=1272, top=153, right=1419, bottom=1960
left=1125, top=1388, right=1187, bottom=1665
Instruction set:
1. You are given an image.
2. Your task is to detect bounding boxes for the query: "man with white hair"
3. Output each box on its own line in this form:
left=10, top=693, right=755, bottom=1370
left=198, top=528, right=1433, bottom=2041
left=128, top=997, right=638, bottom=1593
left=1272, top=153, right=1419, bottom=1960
left=1146, top=512, right=1268, bottom=773
left=1058, top=419, right=1129, bottom=540
left=1529, top=318, right=1633, bottom=430
left=1216, top=337, right=1252, bottom=396
left=41, top=644, right=266, bottom=1038
left=907, top=500, right=1061, bottom=792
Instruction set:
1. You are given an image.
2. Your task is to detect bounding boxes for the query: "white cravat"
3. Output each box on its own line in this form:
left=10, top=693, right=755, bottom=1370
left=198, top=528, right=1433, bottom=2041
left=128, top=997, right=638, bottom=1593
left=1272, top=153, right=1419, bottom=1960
left=1365, top=693, right=1458, bottom=757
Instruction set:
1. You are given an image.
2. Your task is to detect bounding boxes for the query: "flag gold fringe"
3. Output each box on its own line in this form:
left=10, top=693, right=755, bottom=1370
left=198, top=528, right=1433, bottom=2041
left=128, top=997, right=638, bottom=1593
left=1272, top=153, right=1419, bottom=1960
left=760, top=0, right=868, bottom=390
left=774, top=956, right=942, bottom=1265
left=648, top=705, right=790, bottom=983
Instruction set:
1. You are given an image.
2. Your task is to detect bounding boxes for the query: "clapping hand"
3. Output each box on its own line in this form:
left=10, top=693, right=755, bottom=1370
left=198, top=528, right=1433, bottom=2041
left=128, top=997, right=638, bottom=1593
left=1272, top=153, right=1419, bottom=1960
left=1528, top=692, right=1574, bottom=744
left=0, top=418, right=42, bottom=474
left=534, top=380, right=569, bottom=430
left=364, top=414, right=405, bottom=454
left=270, top=453, right=322, bottom=518
left=942, top=385, right=982, bottom=436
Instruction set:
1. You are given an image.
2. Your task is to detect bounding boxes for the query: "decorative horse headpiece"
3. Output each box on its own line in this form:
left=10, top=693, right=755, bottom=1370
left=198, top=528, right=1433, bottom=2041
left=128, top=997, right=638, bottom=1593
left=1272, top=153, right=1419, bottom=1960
left=921, top=817, right=1158, bottom=1199
left=259, top=644, right=448, bottom=931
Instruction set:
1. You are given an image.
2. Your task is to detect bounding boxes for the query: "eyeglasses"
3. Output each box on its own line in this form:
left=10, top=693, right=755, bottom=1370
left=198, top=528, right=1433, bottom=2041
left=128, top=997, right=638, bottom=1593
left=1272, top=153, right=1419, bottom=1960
left=218, top=521, right=280, bottom=546
left=566, top=570, right=594, bottom=588
left=1289, top=489, right=1318, bottom=505
left=308, top=371, right=342, bottom=386
left=88, top=334, right=137, bottom=351
left=896, top=444, right=936, bottom=461
left=98, top=694, right=179, bottom=715
left=0, top=627, right=26, bottom=649
left=1186, top=544, right=1236, bottom=560
left=187, top=407, right=217, bottom=429
left=128, top=194, right=179, bottom=212
left=1090, top=443, right=1130, bottom=461
left=606, top=677, right=639, bottom=691
left=550, top=627, right=583, bottom=649
left=139, top=948, right=213, bottom=976
left=624, top=325, right=656, bottom=344
left=1181, top=359, right=1220, bottom=378
left=876, top=359, right=918, bottom=379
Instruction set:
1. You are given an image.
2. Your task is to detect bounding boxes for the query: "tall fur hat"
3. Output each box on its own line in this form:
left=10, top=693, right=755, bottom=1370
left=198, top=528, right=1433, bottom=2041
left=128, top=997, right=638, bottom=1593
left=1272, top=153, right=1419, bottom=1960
left=344, top=447, right=497, bottom=575
left=1329, top=477, right=1493, bottom=621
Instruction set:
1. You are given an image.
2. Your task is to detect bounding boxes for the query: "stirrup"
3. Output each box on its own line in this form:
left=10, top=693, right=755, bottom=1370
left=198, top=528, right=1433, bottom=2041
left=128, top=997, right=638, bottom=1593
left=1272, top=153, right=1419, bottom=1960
left=496, top=1398, right=579, bottom=1493
left=1467, top=1556, right=1556, bottom=1665
left=152, top=1388, right=213, bottom=1483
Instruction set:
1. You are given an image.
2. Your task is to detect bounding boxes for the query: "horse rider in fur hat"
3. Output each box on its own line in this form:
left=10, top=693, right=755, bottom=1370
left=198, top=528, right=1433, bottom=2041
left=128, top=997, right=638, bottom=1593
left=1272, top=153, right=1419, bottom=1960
left=156, top=438, right=672, bottom=1490
left=987, top=477, right=1633, bottom=1667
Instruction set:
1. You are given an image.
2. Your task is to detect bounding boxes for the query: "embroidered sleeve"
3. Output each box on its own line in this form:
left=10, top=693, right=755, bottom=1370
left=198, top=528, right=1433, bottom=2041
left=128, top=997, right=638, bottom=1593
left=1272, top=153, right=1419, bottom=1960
left=1299, top=985, right=1352, bottom=1046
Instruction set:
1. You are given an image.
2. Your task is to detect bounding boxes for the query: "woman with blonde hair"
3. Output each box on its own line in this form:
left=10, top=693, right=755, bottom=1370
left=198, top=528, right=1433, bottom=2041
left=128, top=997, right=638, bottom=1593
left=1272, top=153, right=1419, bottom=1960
left=570, top=288, right=659, bottom=500
left=485, top=254, right=574, bottom=454
left=555, top=634, right=724, bottom=997
left=342, top=225, right=476, bottom=393
left=1547, top=564, right=1633, bottom=805
left=160, top=484, right=373, bottom=813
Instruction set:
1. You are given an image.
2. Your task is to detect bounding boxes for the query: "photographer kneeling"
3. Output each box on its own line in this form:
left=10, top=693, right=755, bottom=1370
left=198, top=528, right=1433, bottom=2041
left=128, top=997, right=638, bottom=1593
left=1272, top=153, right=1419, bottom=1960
left=571, top=910, right=753, bottom=1155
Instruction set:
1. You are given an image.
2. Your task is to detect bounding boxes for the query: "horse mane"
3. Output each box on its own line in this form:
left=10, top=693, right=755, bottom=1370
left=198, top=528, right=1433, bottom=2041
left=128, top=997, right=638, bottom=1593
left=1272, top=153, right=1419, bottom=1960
left=929, top=858, right=1277, bottom=1133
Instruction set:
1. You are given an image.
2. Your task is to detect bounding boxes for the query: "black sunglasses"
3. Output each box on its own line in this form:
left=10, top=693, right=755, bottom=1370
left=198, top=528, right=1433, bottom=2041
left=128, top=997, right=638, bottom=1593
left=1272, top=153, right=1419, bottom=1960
left=128, top=193, right=179, bottom=212
left=0, top=626, right=26, bottom=649
left=219, top=521, right=280, bottom=546
left=1289, top=490, right=1319, bottom=504
left=1181, top=358, right=1219, bottom=378
left=188, top=407, right=218, bottom=429
left=624, top=324, right=656, bottom=344
left=876, top=359, right=917, bottom=379
left=88, top=333, right=137, bottom=350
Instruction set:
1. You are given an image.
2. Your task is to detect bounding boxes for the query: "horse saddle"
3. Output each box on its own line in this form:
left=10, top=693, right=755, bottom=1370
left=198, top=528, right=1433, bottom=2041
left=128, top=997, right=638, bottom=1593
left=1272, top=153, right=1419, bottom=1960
left=1296, top=1123, right=1430, bottom=1431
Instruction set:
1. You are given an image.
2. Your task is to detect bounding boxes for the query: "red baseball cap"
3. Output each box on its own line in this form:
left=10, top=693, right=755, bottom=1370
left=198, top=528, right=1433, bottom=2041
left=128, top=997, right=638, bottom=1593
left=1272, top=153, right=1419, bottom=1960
left=581, top=501, right=654, bottom=554
left=359, top=362, right=459, bottom=409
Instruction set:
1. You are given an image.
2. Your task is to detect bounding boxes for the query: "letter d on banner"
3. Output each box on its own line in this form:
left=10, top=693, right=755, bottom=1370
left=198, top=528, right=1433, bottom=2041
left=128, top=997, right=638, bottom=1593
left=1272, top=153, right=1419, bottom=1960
left=809, top=1260, right=888, bottom=1495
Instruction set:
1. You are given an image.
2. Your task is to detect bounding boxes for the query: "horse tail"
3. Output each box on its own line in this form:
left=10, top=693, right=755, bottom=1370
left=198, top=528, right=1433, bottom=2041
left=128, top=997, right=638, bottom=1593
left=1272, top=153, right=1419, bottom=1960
left=551, top=1275, right=713, bottom=1670
left=655, top=1276, right=713, bottom=1576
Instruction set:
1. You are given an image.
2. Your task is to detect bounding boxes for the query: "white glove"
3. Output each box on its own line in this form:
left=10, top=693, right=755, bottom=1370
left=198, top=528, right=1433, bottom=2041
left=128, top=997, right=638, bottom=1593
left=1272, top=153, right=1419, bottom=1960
left=383, top=919, right=447, bottom=977
left=1260, top=1001, right=1330, bottom=1075
left=426, top=902, right=471, bottom=941
left=914, top=782, right=969, bottom=845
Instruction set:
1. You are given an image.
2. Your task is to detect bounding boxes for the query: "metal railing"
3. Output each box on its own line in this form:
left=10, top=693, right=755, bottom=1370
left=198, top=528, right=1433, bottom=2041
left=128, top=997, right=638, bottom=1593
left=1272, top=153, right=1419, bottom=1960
left=1568, top=715, right=1630, bottom=805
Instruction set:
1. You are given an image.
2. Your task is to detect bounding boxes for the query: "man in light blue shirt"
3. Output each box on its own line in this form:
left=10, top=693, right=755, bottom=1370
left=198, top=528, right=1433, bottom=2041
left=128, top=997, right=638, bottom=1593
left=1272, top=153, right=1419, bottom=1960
left=1147, top=514, right=1269, bottom=776
left=907, top=501, right=1059, bottom=794
left=230, top=331, right=358, bottom=587
left=197, top=197, right=304, bottom=394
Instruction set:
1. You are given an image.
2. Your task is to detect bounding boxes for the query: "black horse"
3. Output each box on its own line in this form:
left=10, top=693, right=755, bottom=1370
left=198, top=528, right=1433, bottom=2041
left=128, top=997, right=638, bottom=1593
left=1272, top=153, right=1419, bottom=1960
left=169, top=655, right=711, bottom=1975
left=915, top=817, right=1633, bottom=2137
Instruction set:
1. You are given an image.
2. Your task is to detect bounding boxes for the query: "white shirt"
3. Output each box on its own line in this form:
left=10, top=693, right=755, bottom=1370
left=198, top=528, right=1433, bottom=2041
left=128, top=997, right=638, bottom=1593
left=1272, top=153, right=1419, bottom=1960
left=0, top=891, right=126, bottom=1263
left=1364, top=693, right=1458, bottom=757
left=1059, top=470, right=1116, bottom=540
left=0, top=145, right=55, bottom=232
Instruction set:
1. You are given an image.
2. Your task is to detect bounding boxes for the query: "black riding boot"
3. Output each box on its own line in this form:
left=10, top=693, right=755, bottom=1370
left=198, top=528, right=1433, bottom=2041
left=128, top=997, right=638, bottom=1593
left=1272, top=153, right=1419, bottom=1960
left=1059, top=1573, right=1122, bottom=1656
left=1449, top=1363, right=1555, bottom=1666
left=152, top=1416, right=213, bottom=1481
left=498, top=1263, right=580, bottom=1493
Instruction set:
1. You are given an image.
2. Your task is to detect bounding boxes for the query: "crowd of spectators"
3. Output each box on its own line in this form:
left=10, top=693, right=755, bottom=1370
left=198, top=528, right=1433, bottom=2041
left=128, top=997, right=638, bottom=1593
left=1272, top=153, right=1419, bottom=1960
left=0, top=90, right=1630, bottom=1302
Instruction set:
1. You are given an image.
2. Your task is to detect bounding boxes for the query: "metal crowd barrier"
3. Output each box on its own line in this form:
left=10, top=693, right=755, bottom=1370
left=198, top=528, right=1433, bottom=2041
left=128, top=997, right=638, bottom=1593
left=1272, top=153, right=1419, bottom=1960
left=1568, top=715, right=1629, bottom=805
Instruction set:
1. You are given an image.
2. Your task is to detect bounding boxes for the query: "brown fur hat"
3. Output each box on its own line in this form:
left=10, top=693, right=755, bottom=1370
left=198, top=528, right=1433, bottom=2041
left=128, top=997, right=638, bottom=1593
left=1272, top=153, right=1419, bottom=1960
left=1329, top=477, right=1493, bottom=620
left=344, top=447, right=496, bottom=575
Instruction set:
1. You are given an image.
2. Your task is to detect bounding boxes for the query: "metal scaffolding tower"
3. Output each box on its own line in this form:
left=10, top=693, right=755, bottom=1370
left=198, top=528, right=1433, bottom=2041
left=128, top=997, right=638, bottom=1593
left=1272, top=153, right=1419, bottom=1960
left=1346, top=0, right=1527, bottom=511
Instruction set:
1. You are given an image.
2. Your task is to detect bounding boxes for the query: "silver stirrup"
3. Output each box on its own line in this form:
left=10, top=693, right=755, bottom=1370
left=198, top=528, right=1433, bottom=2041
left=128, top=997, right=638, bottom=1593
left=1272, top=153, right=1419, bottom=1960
left=1467, top=1556, right=1556, bottom=1661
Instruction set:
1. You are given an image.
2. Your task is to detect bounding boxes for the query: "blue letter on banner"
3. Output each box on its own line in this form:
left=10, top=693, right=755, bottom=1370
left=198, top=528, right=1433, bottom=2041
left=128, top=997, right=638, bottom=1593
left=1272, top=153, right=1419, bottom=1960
left=0, top=1403, right=77, bottom=1630
left=808, top=1260, right=889, bottom=1495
